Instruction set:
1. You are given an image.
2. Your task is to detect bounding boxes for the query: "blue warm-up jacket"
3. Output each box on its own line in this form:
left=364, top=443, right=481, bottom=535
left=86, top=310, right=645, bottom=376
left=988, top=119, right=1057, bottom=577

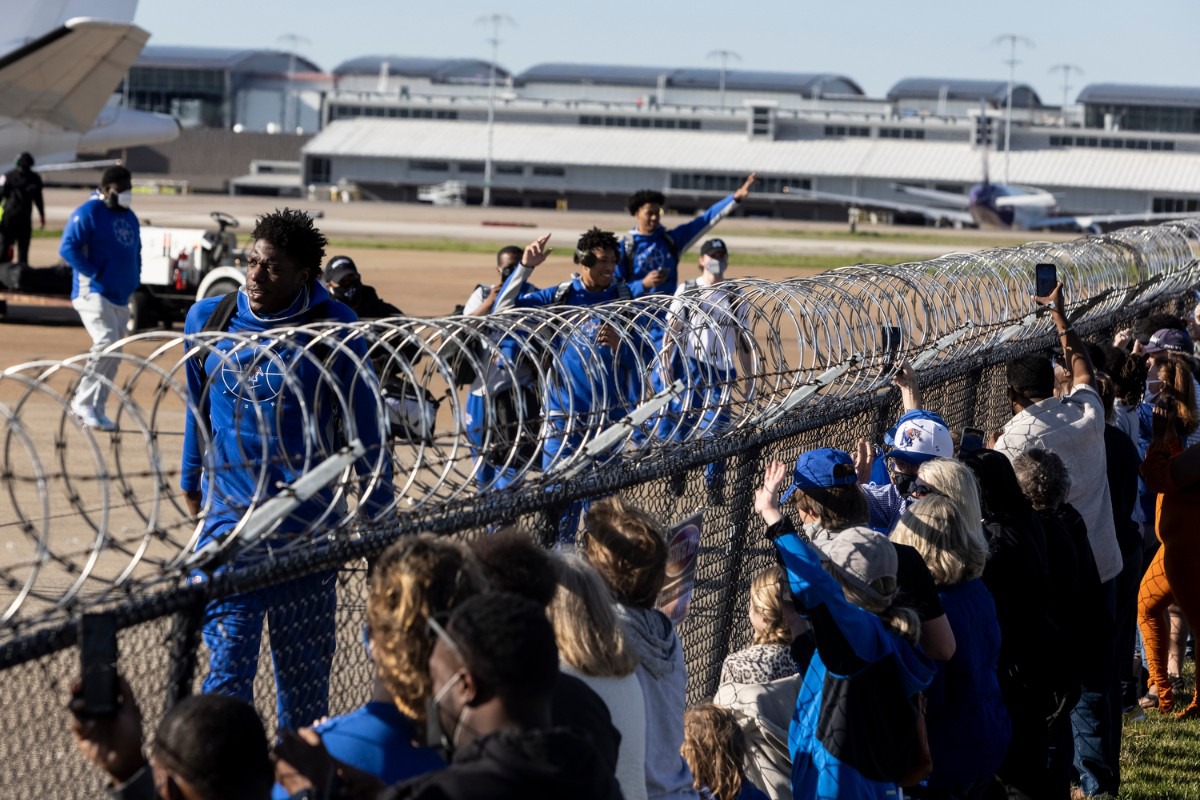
left=59, top=195, right=142, bottom=305
left=617, top=194, right=738, bottom=297
left=180, top=284, right=393, bottom=547
left=770, top=522, right=935, bottom=799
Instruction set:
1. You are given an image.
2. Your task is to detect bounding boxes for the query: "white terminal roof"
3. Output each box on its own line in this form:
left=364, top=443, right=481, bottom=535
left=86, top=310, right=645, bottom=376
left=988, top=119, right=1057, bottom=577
left=304, top=119, right=1200, bottom=193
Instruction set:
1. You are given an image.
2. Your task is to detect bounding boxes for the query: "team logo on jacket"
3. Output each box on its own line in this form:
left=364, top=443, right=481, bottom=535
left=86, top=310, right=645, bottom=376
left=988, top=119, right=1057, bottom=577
left=112, top=217, right=137, bottom=248
left=642, top=244, right=667, bottom=272
left=220, top=347, right=285, bottom=402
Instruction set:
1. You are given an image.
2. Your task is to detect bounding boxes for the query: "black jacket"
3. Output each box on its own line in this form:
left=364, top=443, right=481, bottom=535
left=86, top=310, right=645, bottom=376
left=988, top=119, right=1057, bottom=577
left=379, top=728, right=623, bottom=800
left=0, top=167, right=44, bottom=224
left=333, top=282, right=403, bottom=319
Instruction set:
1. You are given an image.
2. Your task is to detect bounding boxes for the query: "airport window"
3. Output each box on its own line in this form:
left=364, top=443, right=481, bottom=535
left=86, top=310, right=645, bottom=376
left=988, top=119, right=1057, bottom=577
left=670, top=173, right=806, bottom=193
left=578, top=115, right=698, bottom=130
left=458, top=162, right=484, bottom=173
left=532, top=166, right=566, bottom=177
left=411, top=160, right=449, bottom=172
left=307, top=157, right=331, bottom=184
left=879, top=128, right=926, bottom=140
left=1152, top=197, right=1200, bottom=213
left=824, top=125, right=870, bottom=138
left=1050, top=133, right=1173, bottom=151
left=496, top=164, right=525, bottom=175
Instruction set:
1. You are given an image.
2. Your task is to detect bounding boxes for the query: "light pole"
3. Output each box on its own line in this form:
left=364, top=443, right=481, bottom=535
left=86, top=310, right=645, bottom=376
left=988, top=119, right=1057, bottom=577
left=993, top=33, right=1033, bottom=183
left=1049, top=63, right=1084, bottom=127
left=706, top=49, right=741, bottom=109
left=478, top=13, right=515, bottom=207
left=277, top=33, right=311, bottom=133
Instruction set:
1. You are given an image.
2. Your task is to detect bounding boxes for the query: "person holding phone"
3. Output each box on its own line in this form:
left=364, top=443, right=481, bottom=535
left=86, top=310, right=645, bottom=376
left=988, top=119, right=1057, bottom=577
left=991, top=279, right=1123, bottom=800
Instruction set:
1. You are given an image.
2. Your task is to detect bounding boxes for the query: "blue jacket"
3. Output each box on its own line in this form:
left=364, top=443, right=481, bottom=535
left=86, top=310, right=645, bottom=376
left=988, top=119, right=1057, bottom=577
left=180, top=284, right=393, bottom=546
left=617, top=194, right=738, bottom=297
left=922, top=579, right=1011, bottom=788
left=59, top=195, right=142, bottom=305
left=271, top=701, right=444, bottom=799
left=494, top=269, right=640, bottom=419
left=772, top=526, right=934, bottom=799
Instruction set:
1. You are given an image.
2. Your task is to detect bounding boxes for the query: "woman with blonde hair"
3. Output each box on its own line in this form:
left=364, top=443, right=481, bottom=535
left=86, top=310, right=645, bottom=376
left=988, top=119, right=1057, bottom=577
left=718, top=566, right=798, bottom=687
left=549, top=556, right=649, bottom=800
left=681, top=704, right=769, bottom=800
left=582, top=496, right=698, bottom=800
left=891, top=494, right=1009, bottom=799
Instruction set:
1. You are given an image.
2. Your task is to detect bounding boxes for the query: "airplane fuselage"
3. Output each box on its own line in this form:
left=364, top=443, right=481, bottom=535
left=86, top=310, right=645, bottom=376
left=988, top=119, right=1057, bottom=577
left=967, top=182, right=1059, bottom=230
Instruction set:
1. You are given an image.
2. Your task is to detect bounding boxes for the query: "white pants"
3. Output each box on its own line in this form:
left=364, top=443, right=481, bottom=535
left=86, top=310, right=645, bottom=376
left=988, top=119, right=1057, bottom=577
left=72, top=293, right=130, bottom=414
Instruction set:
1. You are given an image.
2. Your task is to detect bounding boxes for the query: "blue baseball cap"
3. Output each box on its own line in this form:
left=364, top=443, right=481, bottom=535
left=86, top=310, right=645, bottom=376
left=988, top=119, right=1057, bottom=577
left=780, top=447, right=857, bottom=503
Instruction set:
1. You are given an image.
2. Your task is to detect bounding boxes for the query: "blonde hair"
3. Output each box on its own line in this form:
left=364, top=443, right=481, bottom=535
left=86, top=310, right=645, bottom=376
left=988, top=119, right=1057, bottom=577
left=749, top=566, right=792, bottom=646
left=366, top=535, right=485, bottom=721
left=682, top=704, right=748, bottom=800
left=917, top=457, right=988, bottom=556
left=548, top=556, right=638, bottom=678
left=581, top=497, right=668, bottom=608
left=892, top=493, right=987, bottom=587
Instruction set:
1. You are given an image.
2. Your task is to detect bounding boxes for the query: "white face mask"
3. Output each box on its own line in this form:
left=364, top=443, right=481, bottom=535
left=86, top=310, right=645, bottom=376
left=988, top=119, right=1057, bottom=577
left=705, top=257, right=727, bottom=276
left=117, top=190, right=133, bottom=209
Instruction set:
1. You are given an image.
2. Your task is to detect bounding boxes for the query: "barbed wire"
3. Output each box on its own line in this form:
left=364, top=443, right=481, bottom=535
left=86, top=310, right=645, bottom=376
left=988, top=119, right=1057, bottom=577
left=1, top=219, right=1198, bottom=629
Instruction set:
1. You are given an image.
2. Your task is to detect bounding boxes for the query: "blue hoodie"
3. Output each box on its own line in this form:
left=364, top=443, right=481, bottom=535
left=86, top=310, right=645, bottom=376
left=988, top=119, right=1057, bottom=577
left=772, top=526, right=935, bottom=799
left=60, top=195, right=142, bottom=305
left=617, top=194, right=738, bottom=297
left=180, top=284, right=393, bottom=547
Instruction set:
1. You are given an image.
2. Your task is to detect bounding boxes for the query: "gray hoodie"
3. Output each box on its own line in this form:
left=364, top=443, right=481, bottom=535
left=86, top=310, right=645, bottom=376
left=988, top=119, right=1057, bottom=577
left=616, top=605, right=698, bottom=800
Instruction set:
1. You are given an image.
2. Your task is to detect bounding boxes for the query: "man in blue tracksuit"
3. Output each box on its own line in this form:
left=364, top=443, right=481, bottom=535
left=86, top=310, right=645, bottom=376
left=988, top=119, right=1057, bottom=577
left=60, top=166, right=142, bottom=431
left=180, top=209, right=393, bottom=732
left=493, top=228, right=643, bottom=542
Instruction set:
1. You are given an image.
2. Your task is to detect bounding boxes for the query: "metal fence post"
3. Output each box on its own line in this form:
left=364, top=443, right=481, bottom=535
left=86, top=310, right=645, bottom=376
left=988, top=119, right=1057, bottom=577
left=162, top=593, right=207, bottom=713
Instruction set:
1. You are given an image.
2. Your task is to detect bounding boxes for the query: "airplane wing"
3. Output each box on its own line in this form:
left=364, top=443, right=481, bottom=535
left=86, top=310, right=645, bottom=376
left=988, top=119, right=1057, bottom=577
left=889, top=183, right=972, bottom=209
left=1029, top=211, right=1200, bottom=231
left=785, top=186, right=976, bottom=227
left=0, top=17, right=149, bottom=133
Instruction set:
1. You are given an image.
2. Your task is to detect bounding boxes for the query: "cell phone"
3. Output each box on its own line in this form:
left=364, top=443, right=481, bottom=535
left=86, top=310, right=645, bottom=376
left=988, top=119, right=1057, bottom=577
left=1035, top=263, right=1057, bottom=299
left=958, top=426, right=985, bottom=456
left=880, top=325, right=902, bottom=375
left=79, top=613, right=119, bottom=718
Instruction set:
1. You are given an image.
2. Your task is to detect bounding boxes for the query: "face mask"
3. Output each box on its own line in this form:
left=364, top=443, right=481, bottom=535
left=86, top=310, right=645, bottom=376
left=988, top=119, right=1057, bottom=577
left=705, top=258, right=727, bottom=276
left=890, top=470, right=915, bottom=497
left=118, top=190, right=133, bottom=209
left=333, top=283, right=359, bottom=303
left=424, top=670, right=465, bottom=758
left=499, top=265, right=515, bottom=284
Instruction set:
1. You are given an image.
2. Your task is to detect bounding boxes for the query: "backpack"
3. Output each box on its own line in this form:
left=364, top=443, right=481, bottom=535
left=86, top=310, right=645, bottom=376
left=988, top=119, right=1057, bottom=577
left=382, top=379, right=440, bottom=444
left=621, top=230, right=678, bottom=276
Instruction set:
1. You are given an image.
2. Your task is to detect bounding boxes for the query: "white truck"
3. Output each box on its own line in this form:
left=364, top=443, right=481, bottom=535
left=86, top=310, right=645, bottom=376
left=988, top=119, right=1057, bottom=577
left=0, top=211, right=248, bottom=333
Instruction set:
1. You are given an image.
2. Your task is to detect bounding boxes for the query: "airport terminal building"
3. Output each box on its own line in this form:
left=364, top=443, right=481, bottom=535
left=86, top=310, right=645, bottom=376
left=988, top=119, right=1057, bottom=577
left=108, top=49, right=1200, bottom=219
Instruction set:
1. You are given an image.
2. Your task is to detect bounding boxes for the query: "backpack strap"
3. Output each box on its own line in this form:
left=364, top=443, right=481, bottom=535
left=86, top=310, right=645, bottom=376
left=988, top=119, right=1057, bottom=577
left=552, top=280, right=573, bottom=305
left=662, top=231, right=679, bottom=262
left=201, top=291, right=240, bottom=333
left=683, top=278, right=699, bottom=292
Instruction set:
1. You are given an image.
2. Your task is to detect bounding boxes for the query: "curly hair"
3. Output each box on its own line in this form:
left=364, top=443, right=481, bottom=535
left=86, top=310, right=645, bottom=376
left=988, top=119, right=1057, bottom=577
left=576, top=227, right=619, bottom=259
left=891, top=493, right=987, bottom=587
left=581, top=496, right=668, bottom=608
left=251, top=208, right=328, bottom=280
left=749, top=566, right=793, bottom=646
left=548, top=556, right=638, bottom=678
left=366, top=535, right=485, bottom=722
left=682, top=704, right=749, bottom=800
left=1011, top=448, right=1072, bottom=510
left=627, top=189, right=666, bottom=216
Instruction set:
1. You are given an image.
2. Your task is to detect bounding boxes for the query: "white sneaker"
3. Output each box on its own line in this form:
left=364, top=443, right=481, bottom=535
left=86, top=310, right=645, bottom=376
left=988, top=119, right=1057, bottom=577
left=73, top=404, right=117, bottom=432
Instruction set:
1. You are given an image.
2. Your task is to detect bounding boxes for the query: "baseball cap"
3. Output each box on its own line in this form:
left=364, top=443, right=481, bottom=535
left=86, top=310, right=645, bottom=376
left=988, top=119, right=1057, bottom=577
left=700, top=238, right=728, bottom=258
left=812, top=525, right=899, bottom=607
left=889, top=414, right=953, bottom=465
left=884, top=408, right=947, bottom=447
left=324, top=255, right=359, bottom=285
left=780, top=447, right=857, bottom=503
left=1143, top=328, right=1192, bottom=355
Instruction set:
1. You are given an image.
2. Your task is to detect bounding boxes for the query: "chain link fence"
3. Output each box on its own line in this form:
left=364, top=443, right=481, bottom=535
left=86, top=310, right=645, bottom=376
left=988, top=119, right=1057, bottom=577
left=2, top=220, right=1199, bottom=796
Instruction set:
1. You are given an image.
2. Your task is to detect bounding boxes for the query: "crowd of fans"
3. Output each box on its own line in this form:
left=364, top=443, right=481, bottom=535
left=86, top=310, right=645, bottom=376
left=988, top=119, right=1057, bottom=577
left=64, top=187, right=1200, bottom=800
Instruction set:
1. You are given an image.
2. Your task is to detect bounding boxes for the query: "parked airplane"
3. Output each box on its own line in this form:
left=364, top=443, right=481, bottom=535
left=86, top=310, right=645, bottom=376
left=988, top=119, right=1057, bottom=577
left=788, top=109, right=1190, bottom=232
left=0, top=3, right=179, bottom=170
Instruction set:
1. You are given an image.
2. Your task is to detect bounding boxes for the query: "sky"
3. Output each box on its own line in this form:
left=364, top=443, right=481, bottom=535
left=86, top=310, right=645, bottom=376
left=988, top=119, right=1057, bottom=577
left=131, top=0, right=1200, bottom=103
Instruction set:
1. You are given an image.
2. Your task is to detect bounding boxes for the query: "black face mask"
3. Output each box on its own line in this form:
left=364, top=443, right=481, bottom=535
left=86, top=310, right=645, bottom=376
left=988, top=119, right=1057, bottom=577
left=332, top=283, right=360, bottom=303
left=891, top=470, right=916, bottom=497
left=499, top=265, right=515, bottom=284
